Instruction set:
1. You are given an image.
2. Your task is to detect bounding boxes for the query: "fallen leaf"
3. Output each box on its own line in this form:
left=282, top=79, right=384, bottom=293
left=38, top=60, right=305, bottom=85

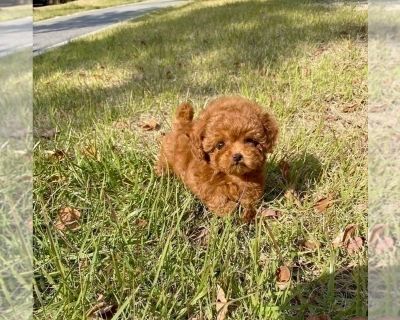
left=369, top=224, right=395, bottom=254
left=39, top=128, right=59, bottom=139
left=44, top=149, right=66, bottom=161
left=86, top=301, right=117, bottom=319
left=343, top=224, right=358, bottom=244
left=189, top=226, right=209, bottom=246
left=136, top=219, right=148, bottom=228
left=82, top=145, right=97, bottom=158
left=346, top=236, right=364, bottom=254
left=54, top=207, right=81, bottom=231
left=369, top=223, right=386, bottom=245
left=216, top=285, right=228, bottom=320
left=276, top=265, right=291, bottom=290
left=284, top=188, right=301, bottom=207
left=314, top=194, right=334, bottom=213
left=259, top=208, right=282, bottom=219
left=97, top=294, right=105, bottom=302
left=332, top=224, right=357, bottom=248
left=307, top=315, right=331, bottom=320
left=351, top=317, right=367, bottom=320
left=112, top=119, right=132, bottom=130
left=139, top=119, right=160, bottom=131
left=375, top=236, right=395, bottom=254
left=300, top=239, right=320, bottom=250
left=279, top=159, right=290, bottom=181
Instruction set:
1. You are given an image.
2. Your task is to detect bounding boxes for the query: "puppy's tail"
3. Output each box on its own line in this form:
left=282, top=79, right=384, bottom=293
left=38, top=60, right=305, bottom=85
left=174, top=102, right=194, bottom=124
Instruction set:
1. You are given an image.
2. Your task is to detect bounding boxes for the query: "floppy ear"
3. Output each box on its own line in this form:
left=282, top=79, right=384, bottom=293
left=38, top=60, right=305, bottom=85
left=260, top=111, right=279, bottom=153
left=190, top=119, right=209, bottom=162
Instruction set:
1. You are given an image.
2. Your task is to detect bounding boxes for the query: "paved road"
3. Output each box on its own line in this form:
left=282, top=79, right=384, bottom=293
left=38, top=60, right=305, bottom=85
left=33, top=0, right=188, bottom=55
left=0, top=17, right=32, bottom=57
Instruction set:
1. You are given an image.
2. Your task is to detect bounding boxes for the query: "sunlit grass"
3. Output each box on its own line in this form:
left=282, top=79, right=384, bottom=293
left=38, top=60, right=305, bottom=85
left=33, top=0, right=142, bottom=21
left=0, top=51, right=32, bottom=320
left=33, top=0, right=367, bottom=319
left=0, top=5, right=31, bottom=22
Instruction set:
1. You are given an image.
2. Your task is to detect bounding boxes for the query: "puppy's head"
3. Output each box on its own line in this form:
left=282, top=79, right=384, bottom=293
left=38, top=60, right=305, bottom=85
left=191, top=96, right=278, bottom=176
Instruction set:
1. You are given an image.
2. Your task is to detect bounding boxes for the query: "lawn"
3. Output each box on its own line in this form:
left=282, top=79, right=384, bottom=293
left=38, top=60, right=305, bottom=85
left=0, top=5, right=31, bottom=22
left=368, top=5, right=400, bottom=318
left=33, top=0, right=142, bottom=21
left=0, top=51, right=32, bottom=320
left=33, top=0, right=367, bottom=319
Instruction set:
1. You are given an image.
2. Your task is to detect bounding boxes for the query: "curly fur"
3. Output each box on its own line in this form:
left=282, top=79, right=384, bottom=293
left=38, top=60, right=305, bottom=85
left=156, top=96, right=279, bottom=221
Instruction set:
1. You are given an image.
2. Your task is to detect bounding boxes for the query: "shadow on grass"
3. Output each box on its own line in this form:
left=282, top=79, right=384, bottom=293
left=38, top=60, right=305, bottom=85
left=264, top=153, right=323, bottom=203
left=33, top=0, right=366, bottom=129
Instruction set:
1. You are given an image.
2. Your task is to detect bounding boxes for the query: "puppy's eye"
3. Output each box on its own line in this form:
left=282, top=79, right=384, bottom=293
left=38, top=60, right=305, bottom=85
left=216, top=141, right=225, bottom=150
left=245, top=138, right=258, bottom=146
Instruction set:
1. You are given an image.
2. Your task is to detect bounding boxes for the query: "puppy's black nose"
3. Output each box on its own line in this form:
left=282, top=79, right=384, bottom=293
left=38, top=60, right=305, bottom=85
left=233, top=153, right=243, bottom=163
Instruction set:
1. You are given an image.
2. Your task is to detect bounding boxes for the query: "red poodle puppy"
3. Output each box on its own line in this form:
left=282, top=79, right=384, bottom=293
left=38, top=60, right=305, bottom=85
left=156, top=96, right=279, bottom=221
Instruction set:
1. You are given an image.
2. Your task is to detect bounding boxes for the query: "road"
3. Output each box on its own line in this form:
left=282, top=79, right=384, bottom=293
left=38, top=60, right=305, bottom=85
left=0, top=17, right=32, bottom=57
left=33, top=0, right=188, bottom=55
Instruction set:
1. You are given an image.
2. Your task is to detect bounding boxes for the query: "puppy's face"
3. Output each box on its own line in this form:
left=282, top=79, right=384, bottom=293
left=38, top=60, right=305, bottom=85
left=192, top=98, right=278, bottom=176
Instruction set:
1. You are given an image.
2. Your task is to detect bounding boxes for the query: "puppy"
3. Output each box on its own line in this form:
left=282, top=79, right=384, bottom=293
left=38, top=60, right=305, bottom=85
left=156, top=96, right=278, bottom=221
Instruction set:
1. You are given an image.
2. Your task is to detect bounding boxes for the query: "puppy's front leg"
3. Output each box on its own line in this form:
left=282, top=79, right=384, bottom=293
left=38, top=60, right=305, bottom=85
left=205, top=183, right=239, bottom=216
left=237, top=183, right=263, bottom=223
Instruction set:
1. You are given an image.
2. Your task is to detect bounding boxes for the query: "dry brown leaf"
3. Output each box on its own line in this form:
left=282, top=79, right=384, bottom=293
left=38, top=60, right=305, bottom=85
left=346, top=236, right=364, bottom=255
left=332, top=224, right=357, bottom=248
left=300, top=239, right=320, bottom=250
left=284, top=188, right=301, bottom=207
left=259, top=208, right=282, bottom=219
left=368, top=224, right=395, bottom=254
left=216, top=285, right=228, bottom=320
left=139, top=119, right=160, bottom=131
left=82, top=145, right=98, bottom=158
left=276, top=265, right=291, bottom=290
left=40, top=128, right=59, bottom=139
left=112, top=119, right=132, bottom=130
left=307, top=315, right=331, bottom=320
left=279, top=160, right=290, bottom=181
left=136, top=219, right=148, bottom=228
left=351, top=317, right=367, bottom=320
left=86, top=301, right=117, bottom=319
left=343, top=224, right=358, bottom=245
left=190, top=226, right=209, bottom=246
left=369, top=223, right=386, bottom=245
left=44, top=149, right=66, bottom=161
left=54, top=207, right=81, bottom=231
left=97, top=294, right=105, bottom=302
left=375, top=236, right=395, bottom=254
left=314, top=194, right=334, bottom=213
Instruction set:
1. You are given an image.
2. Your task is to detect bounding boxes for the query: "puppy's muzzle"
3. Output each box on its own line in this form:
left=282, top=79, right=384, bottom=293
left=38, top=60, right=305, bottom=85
left=232, top=153, right=243, bottom=164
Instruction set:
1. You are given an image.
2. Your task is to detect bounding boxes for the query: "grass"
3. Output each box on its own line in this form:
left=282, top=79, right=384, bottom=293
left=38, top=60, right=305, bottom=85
left=0, top=5, right=31, bottom=22
left=34, top=0, right=142, bottom=21
left=33, top=0, right=367, bottom=319
left=368, top=5, right=400, bottom=318
left=0, top=51, right=32, bottom=320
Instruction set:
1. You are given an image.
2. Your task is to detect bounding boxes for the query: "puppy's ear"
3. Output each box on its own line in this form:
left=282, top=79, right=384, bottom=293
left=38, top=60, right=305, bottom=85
left=260, top=111, right=279, bottom=153
left=190, top=120, right=209, bottom=162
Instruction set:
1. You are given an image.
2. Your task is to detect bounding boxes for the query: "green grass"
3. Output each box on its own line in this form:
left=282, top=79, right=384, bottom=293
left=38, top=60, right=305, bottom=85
left=0, top=51, right=32, bottom=320
left=33, top=0, right=142, bottom=21
left=0, top=5, right=31, bottom=22
left=368, top=5, right=400, bottom=318
left=33, top=0, right=367, bottom=319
